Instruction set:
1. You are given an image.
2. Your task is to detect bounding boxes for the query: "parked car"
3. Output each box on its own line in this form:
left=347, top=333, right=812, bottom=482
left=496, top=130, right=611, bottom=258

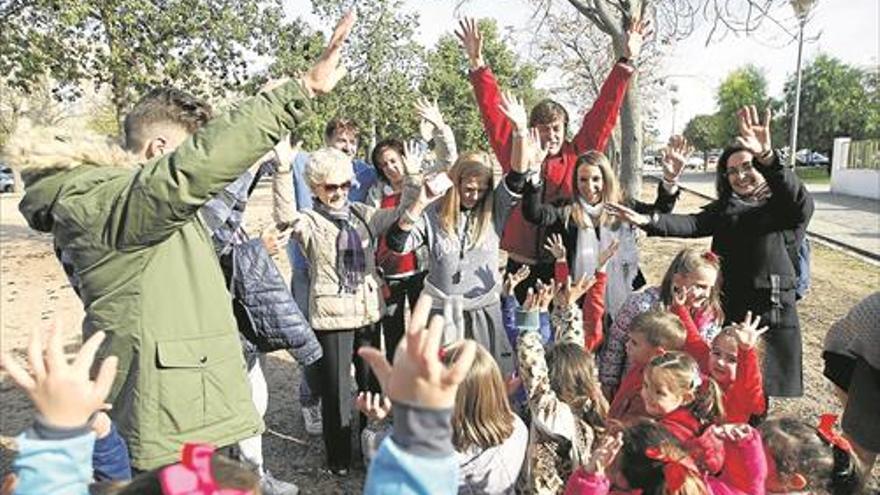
left=0, top=164, right=14, bottom=193
left=686, top=156, right=704, bottom=169
left=795, top=149, right=830, bottom=166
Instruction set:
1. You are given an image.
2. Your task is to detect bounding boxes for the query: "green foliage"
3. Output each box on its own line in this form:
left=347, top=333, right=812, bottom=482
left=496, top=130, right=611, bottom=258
left=715, top=65, right=769, bottom=145
left=1, top=0, right=294, bottom=129
left=682, top=114, right=720, bottom=152
left=421, top=19, right=542, bottom=152
left=783, top=54, right=880, bottom=153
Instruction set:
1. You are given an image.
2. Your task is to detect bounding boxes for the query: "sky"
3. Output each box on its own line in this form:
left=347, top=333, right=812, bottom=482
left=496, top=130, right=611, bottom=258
left=284, top=0, right=878, bottom=138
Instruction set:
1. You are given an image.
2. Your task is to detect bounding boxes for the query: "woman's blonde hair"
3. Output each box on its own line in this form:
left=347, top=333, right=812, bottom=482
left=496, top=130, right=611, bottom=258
left=570, top=151, right=621, bottom=229
left=645, top=351, right=724, bottom=425
left=659, top=247, right=724, bottom=325
left=445, top=343, right=515, bottom=452
left=438, top=151, right=495, bottom=247
left=305, top=147, right=354, bottom=191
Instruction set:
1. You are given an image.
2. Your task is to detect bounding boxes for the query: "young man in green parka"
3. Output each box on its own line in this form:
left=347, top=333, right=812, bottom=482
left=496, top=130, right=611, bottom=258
left=5, top=12, right=355, bottom=472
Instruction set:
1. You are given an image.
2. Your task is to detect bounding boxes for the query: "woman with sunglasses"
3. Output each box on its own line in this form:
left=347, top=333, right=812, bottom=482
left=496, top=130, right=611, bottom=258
left=607, top=105, right=815, bottom=401
left=274, top=142, right=431, bottom=475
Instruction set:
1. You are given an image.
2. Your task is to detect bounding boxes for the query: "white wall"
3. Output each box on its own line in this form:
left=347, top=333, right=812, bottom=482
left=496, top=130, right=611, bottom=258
left=831, top=137, right=880, bottom=200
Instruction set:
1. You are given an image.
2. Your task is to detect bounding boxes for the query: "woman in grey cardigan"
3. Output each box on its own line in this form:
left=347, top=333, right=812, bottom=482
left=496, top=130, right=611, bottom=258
left=385, top=103, right=534, bottom=377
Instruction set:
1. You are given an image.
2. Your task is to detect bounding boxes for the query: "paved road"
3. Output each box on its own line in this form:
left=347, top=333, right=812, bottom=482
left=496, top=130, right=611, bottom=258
left=652, top=171, right=880, bottom=260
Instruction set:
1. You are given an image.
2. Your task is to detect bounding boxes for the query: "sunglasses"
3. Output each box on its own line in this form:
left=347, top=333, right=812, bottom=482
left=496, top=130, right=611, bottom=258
left=322, top=181, right=352, bottom=193
left=725, top=161, right=755, bottom=177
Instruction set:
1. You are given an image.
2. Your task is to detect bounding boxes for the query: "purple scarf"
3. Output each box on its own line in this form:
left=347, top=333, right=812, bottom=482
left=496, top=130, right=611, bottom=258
left=314, top=201, right=366, bottom=294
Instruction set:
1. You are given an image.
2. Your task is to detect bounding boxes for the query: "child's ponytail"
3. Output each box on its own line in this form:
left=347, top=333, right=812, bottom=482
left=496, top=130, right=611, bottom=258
left=689, top=374, right=724, bottom=425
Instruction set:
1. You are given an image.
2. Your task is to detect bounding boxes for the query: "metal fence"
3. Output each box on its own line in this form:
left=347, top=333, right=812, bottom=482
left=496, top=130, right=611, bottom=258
left=846, top=139, right=880, bottom=170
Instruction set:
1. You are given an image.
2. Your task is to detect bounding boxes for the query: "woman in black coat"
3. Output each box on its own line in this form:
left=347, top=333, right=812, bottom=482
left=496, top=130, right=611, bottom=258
left=607, top=105, right=814, bottom=398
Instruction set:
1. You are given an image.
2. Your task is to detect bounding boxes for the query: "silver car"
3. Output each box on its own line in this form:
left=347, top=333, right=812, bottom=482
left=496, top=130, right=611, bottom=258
left=0, top=165, right=15, bottom=193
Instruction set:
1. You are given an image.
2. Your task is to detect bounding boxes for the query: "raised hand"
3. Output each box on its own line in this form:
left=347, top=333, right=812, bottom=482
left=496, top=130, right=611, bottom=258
left=415, top=97, right=446, bottom=130
left=0, top=321, right=118, bottom=429
left=583, top=432, right=624, bottom=474
left=661, top=135, right=692, bottom=183
left=623, top=18, right=652, bottom=61
left=735, top=105, right=773, bottom=160
left=302, top=10, right=355, bottom=95
left=455, top=17, right=484, bottom=70
left=535, top=280, right=556, bottom=312
left=402, top=139, right=425, bottom=176
left=502, top=265, right=530, bottom=297
left=543, top=233, right=567, bottom=262
left=605, top=202, right=650, bottom=227
left=358, top=295, right=477, bottom=409
left=355, top=391, right=393, bottom=422
left=672, top=284, right=692, bottom=308
left=730, top=310, right=769, bottom=350
left=499, top=91, right=528, bottom=132
left=597, top=239, right=620, bottom=272
left=555, top=274, right=596, bottom=307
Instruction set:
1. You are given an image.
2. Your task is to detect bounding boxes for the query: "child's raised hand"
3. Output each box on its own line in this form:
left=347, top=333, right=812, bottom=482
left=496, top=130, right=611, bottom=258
left=731, top=310, right=769, bottom=350
left=555, top=274, right=596, bottom=307
left=0, top=321, right=118, bottom=429
left=623, top=17, right=652, bottom=61
left=502, top=265, right=530, bottom=297
left=710, top=423, right=752, bottom=442
left=584, top=431, right=624, bottom=475
left=597, top=239, right=620, bottom=272
left=543, top=233, right=567, bottom=262
left=455, top=17, right=484, bottom=70
left=356, top=391, right=392, bottom=422
left=358, top=295, right=476, bottom=409
left=671, top=284, right=692, bottom=308
left=535, top=280, right=556, bottom=312
left=527, top=128, right=550, bottom=170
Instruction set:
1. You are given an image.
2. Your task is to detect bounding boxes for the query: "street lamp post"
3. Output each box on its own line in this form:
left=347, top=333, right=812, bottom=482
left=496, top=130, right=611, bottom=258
left=670, top=84, right=679, bottom=136
left=788, top=0, right=818, bottom=168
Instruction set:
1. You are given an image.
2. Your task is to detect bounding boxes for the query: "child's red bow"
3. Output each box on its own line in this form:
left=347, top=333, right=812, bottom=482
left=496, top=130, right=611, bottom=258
left=644, top=446, right=698, bottom=491
left=817, top=414, right=852, bottom=453
left=159, top=443, right=252, bottom=495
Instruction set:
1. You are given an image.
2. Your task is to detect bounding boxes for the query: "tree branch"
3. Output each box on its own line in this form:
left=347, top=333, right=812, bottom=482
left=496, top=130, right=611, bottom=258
left=592, top=0, right=623, bottom=38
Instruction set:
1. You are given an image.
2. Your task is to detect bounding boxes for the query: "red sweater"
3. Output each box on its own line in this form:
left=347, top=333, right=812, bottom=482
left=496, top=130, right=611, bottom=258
left=554, top=261, right=606, bottom=351
left=469, top=63, right=633, bottom=262
left=672, top=305, right=766, bottom=423
left=607, top=361, right=648, bottom=421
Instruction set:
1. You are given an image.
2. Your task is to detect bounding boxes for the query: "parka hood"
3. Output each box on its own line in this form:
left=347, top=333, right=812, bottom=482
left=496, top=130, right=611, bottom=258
left=3, top=120, right=138, bottom=232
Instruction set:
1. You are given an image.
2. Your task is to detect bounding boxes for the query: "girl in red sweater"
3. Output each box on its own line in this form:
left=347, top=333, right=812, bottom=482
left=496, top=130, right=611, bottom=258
left=641, top=352, right=726, bottom=473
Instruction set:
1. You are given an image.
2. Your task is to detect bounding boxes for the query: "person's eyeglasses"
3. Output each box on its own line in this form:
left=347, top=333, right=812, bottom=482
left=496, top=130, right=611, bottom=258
left=726, top=161, right=755, bottom=177
left=322, top=181, right=352, bottom=193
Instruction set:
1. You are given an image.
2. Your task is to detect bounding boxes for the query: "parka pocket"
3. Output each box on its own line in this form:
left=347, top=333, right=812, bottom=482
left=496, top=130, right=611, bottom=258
left=156, top=334, right=242, bottom=434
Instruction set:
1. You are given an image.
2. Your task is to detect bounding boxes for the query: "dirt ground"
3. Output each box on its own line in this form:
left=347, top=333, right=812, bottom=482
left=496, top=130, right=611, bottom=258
left=1, top=180, right=877, bottom=493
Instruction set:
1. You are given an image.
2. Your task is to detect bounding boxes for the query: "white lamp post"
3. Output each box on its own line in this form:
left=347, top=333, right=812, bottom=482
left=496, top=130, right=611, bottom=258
left=788, top=0, right=818, bottom=168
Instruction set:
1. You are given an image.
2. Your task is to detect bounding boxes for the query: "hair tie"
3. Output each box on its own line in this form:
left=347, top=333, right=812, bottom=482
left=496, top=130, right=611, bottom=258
left=159, top=443, right=252, bottom=495
left=644, top=446, right=698, bottom=491
left=816, top=414, right=852, bottom=453
left=702, top=251, right=719, bottom=263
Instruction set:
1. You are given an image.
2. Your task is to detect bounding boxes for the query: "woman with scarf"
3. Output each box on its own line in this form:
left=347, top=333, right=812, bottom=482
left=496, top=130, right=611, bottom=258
left=607, top=105, right=815, bottom=400
left=276, top=144, right=425, bottom=474
left=384, top=93, right=533, bottom=378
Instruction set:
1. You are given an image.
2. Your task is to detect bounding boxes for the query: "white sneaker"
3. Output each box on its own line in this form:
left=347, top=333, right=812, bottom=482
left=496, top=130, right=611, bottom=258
left=260, top=471, right=299, bottom=495
left=302, top=402, right=323, bottom=435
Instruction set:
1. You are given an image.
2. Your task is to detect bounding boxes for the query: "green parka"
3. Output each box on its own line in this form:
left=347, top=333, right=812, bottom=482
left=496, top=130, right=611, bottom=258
left=14, top=81, right=312, bottom=469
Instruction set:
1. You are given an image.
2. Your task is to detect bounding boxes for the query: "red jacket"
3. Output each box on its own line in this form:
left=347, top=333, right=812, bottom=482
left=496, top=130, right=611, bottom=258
left=469, top=62, right=634, bottom=262
left=554, top=262, right=607, bottom=351
left=660, top=408, right=725, bottom=475
left=673, top=305, right=766, bottom=423
left=607, top=361, right=648, bottom=421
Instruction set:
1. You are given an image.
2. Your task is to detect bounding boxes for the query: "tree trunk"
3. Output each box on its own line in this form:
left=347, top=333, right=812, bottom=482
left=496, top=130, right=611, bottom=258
left=619, top=71, right=643, bottom=201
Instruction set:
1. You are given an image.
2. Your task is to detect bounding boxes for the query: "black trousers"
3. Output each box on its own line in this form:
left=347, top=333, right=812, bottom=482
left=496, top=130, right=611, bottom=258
left=381, top=272, right=426, bottom=363
left=305, top=324, right=381, bottom=470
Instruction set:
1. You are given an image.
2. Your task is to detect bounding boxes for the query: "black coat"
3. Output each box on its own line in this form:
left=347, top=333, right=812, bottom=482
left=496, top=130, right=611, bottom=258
left=643, top=157, right=814, bottom=397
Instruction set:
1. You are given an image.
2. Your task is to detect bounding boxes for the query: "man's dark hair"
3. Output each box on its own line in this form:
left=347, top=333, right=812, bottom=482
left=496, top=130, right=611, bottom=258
left=123, top=88, right=213, bottom=152
left=323, top=118, right=359, bottom=142
left=529, top=99, right=569, bottom=132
